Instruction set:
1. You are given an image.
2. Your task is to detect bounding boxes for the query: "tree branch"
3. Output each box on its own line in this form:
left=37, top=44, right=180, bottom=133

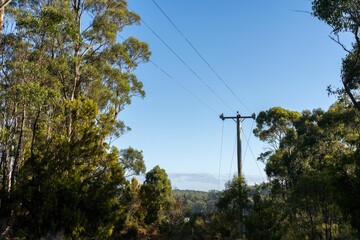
left=342, top=50, right=360, bottom=111
left=329, top=34, right=351, bottom=53
left=0, top=0, right=12, bottom=9
left=342, top=79, right=360, bottom=111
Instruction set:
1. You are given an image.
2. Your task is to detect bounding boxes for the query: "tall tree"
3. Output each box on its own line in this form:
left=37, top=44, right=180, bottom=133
left=0, top=0, right=150, bottom=238
left=312, top=0, right=360, bottom=110
left=120, top=147, right=146, bottom=177
left=253, top=107, right=300, bottom=186
left=140, top=165, right=173, bottom=226
left=254, top=104, right=359, bottom=238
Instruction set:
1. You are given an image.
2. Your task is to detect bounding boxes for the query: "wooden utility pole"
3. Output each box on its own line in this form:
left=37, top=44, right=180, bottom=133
left=220, top=111, right=255, bottom=238
left=219, top=111, right=255, bottom=176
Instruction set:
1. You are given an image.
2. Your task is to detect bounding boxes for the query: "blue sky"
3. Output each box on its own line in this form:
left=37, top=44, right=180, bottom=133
left=117, top=0, right=347, bottom=191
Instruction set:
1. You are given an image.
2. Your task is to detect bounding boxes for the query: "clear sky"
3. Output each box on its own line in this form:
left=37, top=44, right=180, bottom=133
left=117, top=0, right=348, bottom=191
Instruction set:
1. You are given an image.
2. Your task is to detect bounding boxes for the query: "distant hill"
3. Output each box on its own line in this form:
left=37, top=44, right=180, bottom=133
left=173, top=189, right=221, bottom=214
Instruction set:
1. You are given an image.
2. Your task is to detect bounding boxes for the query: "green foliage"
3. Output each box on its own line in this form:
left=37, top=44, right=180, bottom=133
left=0, top=0, right=150, bottom=238
left=2, top=0, right=360, bottom=239
left=244, top=183, right=286, bottom=240
left=253, top=104, right=360, bottom=238
left=254, top=107, right=301, bottom=151
left=312, top=0, right=358, bottom=33
left=312, top=0, right=360, bottom=110
left=120, top=147, right=146, bottom=177
left=140, top=165, right=173, bottom=225
left=215, top=176, right=250, bottom=239
left=173, top=189, right=221, bottom=214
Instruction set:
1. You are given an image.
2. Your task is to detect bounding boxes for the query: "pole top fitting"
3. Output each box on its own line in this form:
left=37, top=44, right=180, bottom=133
left=219, top=113, right=225, bottom=121
left=252, top=113, right=256, bottom=119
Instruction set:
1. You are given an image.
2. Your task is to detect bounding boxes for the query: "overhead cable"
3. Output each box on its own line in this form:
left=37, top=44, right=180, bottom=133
left=130, top=7, right=235, bottom=114
left=218, top=121, right=224, bottom=190
left=151, top=0, right=253, bottom=114
left=228, top=134, right=237, bottom=179
left=241, top=120, right=265, bottom=182
left=150, top=60, right=219, bottom=116
left=118, top=34, right=219, bottom=115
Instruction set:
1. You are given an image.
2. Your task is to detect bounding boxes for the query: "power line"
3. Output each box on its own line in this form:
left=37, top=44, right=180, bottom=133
left=150, top=60, right=219, bottom=116
left=226, top=121, right=264, bottom=182
left=130, top=8, right=235, bottom=114
left=242, top=119, right=253, bottom=165
left=118, top=34, right=219, bottom=115
left=220, top=112, right=255, bottom=176
left=151, top=0, right=253, bottom=114
left=218, top=121, right=224, bottom=190
left=228, top=133, right=237, bottom=180
left=241, top=120, right=265, bottom=182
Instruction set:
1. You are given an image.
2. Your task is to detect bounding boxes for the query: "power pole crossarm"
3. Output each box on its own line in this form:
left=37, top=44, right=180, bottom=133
left=219, top=111, right=255, bottom=177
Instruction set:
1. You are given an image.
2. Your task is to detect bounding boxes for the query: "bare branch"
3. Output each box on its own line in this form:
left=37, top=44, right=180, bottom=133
left=329, top=34, right=351, bottom=53
left=0, top=0, right=12, bottom=9
left=342, top=48, right=360, bottom=111
left=355, top=26, right=360, bottom=50
left=80, top=41, right=94, bottom=58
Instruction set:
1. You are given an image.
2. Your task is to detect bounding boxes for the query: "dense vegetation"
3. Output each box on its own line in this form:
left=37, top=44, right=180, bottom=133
left=177, top=100, right=360, bottom=239
left=1, top=0, right=360, bottom=239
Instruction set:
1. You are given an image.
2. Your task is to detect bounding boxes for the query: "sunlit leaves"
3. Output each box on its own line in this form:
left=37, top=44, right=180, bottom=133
left=140, top=166, right=172, bottom=225
left=120, top=147, right=145, bottom=177
left=253, top=107, right=301, bottom=153
left=254, top=102, right=360, bottom=237
left=312, top=0, right=360, bottom=109
left=1, top=0, right=150, bottom=238
left=312, top=0, right=359, bottom=33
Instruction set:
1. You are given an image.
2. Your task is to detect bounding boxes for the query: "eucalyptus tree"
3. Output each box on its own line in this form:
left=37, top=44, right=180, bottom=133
left=0, top=0, right=150, bottom=238
left=312, top=0, right=360, bottom=110
left=253, top=107, right=300, bottom=190
left=254, top=104, right=359, bottom=238
left=120, top=147, right=146, bottom=177
left=310, top=2, right=360, bottom=233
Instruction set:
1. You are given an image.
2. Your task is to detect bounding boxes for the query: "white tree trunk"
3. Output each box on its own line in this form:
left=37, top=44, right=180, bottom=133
left=0, top=0, right=13, bottom=35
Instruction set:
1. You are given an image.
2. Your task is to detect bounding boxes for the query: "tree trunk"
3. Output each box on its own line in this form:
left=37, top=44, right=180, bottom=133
left=30, top=109, right=41, bottom=158
left=0, top=0, right=13, bottom=35
left=0, top=4, right=4, bottom=35
left=343, top=80, right=360, bottom=111
left=10, top=108, right=25, bottom=190
left=1, top=147, right=8, bottom=201
left=68, top=1, right=82, bottom=140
